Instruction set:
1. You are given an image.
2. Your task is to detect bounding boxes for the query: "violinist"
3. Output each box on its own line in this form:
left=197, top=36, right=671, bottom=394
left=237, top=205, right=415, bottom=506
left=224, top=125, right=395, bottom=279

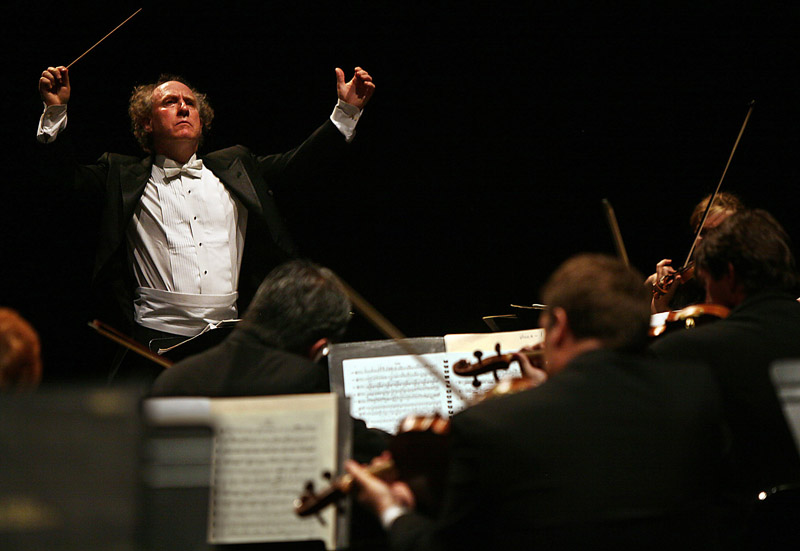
left=650, top=208, right=800, bottom=548
left=346, top=254, right=728, bottom=551
left=646, top=191, right=743, bottom=314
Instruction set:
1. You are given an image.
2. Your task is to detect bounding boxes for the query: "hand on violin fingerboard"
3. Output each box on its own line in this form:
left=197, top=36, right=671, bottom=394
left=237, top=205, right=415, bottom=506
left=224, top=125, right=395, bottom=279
left=514, top=345, right=548, bottom=385
left=345, top=454, right=415, bottom=523
left=649, top=259, right=680, bottom=313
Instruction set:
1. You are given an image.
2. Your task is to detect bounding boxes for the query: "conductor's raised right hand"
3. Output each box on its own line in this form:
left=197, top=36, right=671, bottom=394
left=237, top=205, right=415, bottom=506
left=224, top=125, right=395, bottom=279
left=39, top=66, right=70, bottom=106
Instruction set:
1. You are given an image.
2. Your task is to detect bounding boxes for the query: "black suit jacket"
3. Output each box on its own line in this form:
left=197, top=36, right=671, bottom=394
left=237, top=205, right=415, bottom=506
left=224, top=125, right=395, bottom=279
left=43, top=120, right=347, bottom=333
left=650, top=290, right=800, bottom=503
left=388, top=349, right=728, bottom=551
left=149, top=328, right=330, bottom=398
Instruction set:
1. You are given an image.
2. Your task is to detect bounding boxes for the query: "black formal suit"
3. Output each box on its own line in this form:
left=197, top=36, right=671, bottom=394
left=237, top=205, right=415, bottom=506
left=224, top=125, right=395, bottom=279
left=387, top=349, right=728, bottom=551
left=42, top=120, right=348, bottom=336
left=650, top=291, right=800, bottom=522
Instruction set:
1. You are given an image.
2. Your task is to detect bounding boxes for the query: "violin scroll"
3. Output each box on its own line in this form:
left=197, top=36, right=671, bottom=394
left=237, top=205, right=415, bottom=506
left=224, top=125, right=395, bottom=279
left=294, top=413, right=450, bottom=518
left=652, top=263, right=695, bottom=299
left=294, top=458, right=396, bottom=518
left=452, top=343, right=544, bottom=388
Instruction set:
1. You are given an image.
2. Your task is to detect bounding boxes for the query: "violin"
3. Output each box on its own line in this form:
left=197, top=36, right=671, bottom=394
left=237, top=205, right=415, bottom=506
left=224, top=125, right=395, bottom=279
left=649, top=303, right=730, bottom=337
left=294, top=346, right=546, bottom=519
left=652, top=263, right=695, bottom=299
left=453, top=343, right=544, bottom=388
left=294, top=414, right=451, bottom=518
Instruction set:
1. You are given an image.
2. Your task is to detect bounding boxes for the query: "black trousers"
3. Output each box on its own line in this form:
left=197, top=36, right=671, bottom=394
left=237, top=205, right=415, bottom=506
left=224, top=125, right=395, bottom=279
left=107, top=324, right=184, bottom=385
left=108, top=322, right=235, bottom=385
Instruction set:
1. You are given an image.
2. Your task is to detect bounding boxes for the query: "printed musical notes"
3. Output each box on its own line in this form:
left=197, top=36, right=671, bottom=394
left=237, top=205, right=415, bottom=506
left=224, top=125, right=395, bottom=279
left=342, top=352, right=523, bottom=434
left=207, top=395, right=339, bottom=547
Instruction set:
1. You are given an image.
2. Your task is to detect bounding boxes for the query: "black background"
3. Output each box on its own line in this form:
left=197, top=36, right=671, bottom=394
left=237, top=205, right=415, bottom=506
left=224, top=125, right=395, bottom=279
left=2, top=2, right=799, bottom=381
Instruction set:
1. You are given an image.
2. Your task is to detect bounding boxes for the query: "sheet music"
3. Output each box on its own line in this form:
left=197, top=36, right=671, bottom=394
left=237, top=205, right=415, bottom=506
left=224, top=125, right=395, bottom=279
left=443, top=328, right=544, bottom=353
left=342, top=351, right=523, bottom=434
left=206, top=394, right=339, bottom=549
left=770, top=361, right=800, bottom=455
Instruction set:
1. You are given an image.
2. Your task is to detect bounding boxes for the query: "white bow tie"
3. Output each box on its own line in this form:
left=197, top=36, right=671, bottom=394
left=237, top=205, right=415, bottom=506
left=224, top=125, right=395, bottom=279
left=163, top=158, right=203, bottom=179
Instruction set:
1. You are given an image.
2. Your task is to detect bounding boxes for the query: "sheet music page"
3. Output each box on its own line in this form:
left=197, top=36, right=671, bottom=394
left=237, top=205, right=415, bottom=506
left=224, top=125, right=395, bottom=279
left=342, top=352, right=523, bottom=434
left=443, top=328, right=545, bottom=353
left=206, top=394, right=338, bottom=549
left=771, top=361, right=800, bottom=454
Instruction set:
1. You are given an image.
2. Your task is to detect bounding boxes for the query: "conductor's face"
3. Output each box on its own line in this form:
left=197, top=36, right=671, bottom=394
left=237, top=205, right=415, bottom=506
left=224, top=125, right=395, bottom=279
left=146, top=81, right=202, bottom=154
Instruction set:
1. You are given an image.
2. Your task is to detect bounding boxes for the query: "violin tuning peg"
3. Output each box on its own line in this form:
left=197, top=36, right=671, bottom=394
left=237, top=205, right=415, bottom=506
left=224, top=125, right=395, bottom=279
left=495, top=343, right=502, bottom=355
left=472, top=376, right=481, bottom=388
left=322, top=470, right=332, bottom=481
left=474, top=350, right=483, bottom=362
left=305, top=480, right=315, bottom=493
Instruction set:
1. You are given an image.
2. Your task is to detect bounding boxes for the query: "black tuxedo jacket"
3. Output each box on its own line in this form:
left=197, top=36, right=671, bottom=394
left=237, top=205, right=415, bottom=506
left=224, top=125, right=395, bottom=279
left=149, top=328, right=330, bottom=398
left=41, top=120, right=347, bottom=334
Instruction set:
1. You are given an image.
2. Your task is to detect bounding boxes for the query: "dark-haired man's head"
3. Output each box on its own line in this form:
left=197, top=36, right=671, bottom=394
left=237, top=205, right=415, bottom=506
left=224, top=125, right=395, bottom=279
left=238, top=260, right=352, bottom=360
left=695, top=209, right=798, bottom=309
left=539, top=254, right=652, bottom=375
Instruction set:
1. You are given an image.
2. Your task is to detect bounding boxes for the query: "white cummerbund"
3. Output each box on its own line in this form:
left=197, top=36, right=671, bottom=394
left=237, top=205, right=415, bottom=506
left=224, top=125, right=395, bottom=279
left=134, top=286, right=238, bottom=337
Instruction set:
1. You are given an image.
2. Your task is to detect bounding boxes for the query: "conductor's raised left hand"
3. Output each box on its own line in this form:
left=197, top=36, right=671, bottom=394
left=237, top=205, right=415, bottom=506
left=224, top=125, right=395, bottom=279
left=336, top=66, right=375, bottom=109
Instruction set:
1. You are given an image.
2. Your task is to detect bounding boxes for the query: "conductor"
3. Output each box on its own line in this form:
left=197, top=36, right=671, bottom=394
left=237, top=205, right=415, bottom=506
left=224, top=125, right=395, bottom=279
left=37, top=64, right=374, bottom=380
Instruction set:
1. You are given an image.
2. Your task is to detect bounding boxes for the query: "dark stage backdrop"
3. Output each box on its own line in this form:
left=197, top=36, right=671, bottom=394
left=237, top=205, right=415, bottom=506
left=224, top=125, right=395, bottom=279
left=2, top=2, right=799, bottom=381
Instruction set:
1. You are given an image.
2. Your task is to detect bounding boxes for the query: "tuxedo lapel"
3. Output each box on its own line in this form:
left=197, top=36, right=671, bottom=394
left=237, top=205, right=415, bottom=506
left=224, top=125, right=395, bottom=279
left=94, top=156, right=152, bottom=278
left=203, top=155, right=264, bottom=216
left=120, top=157, right=153, bottom=229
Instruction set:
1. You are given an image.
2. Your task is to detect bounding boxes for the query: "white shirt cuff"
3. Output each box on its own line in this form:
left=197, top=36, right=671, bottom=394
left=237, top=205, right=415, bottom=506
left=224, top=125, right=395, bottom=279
left=380, top=504, right=410, bottom=530
left=37, top=104, right=68, bottom=143
left=330, top=99, right=362, bottom=143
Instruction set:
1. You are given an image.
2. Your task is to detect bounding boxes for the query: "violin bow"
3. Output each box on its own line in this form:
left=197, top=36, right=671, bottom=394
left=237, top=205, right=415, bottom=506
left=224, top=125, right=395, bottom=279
left=88, top=319, right=173, bottom=369
left=682, top=100, right=755, bottom=269
left=602, top=198, right=631, bottom=268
